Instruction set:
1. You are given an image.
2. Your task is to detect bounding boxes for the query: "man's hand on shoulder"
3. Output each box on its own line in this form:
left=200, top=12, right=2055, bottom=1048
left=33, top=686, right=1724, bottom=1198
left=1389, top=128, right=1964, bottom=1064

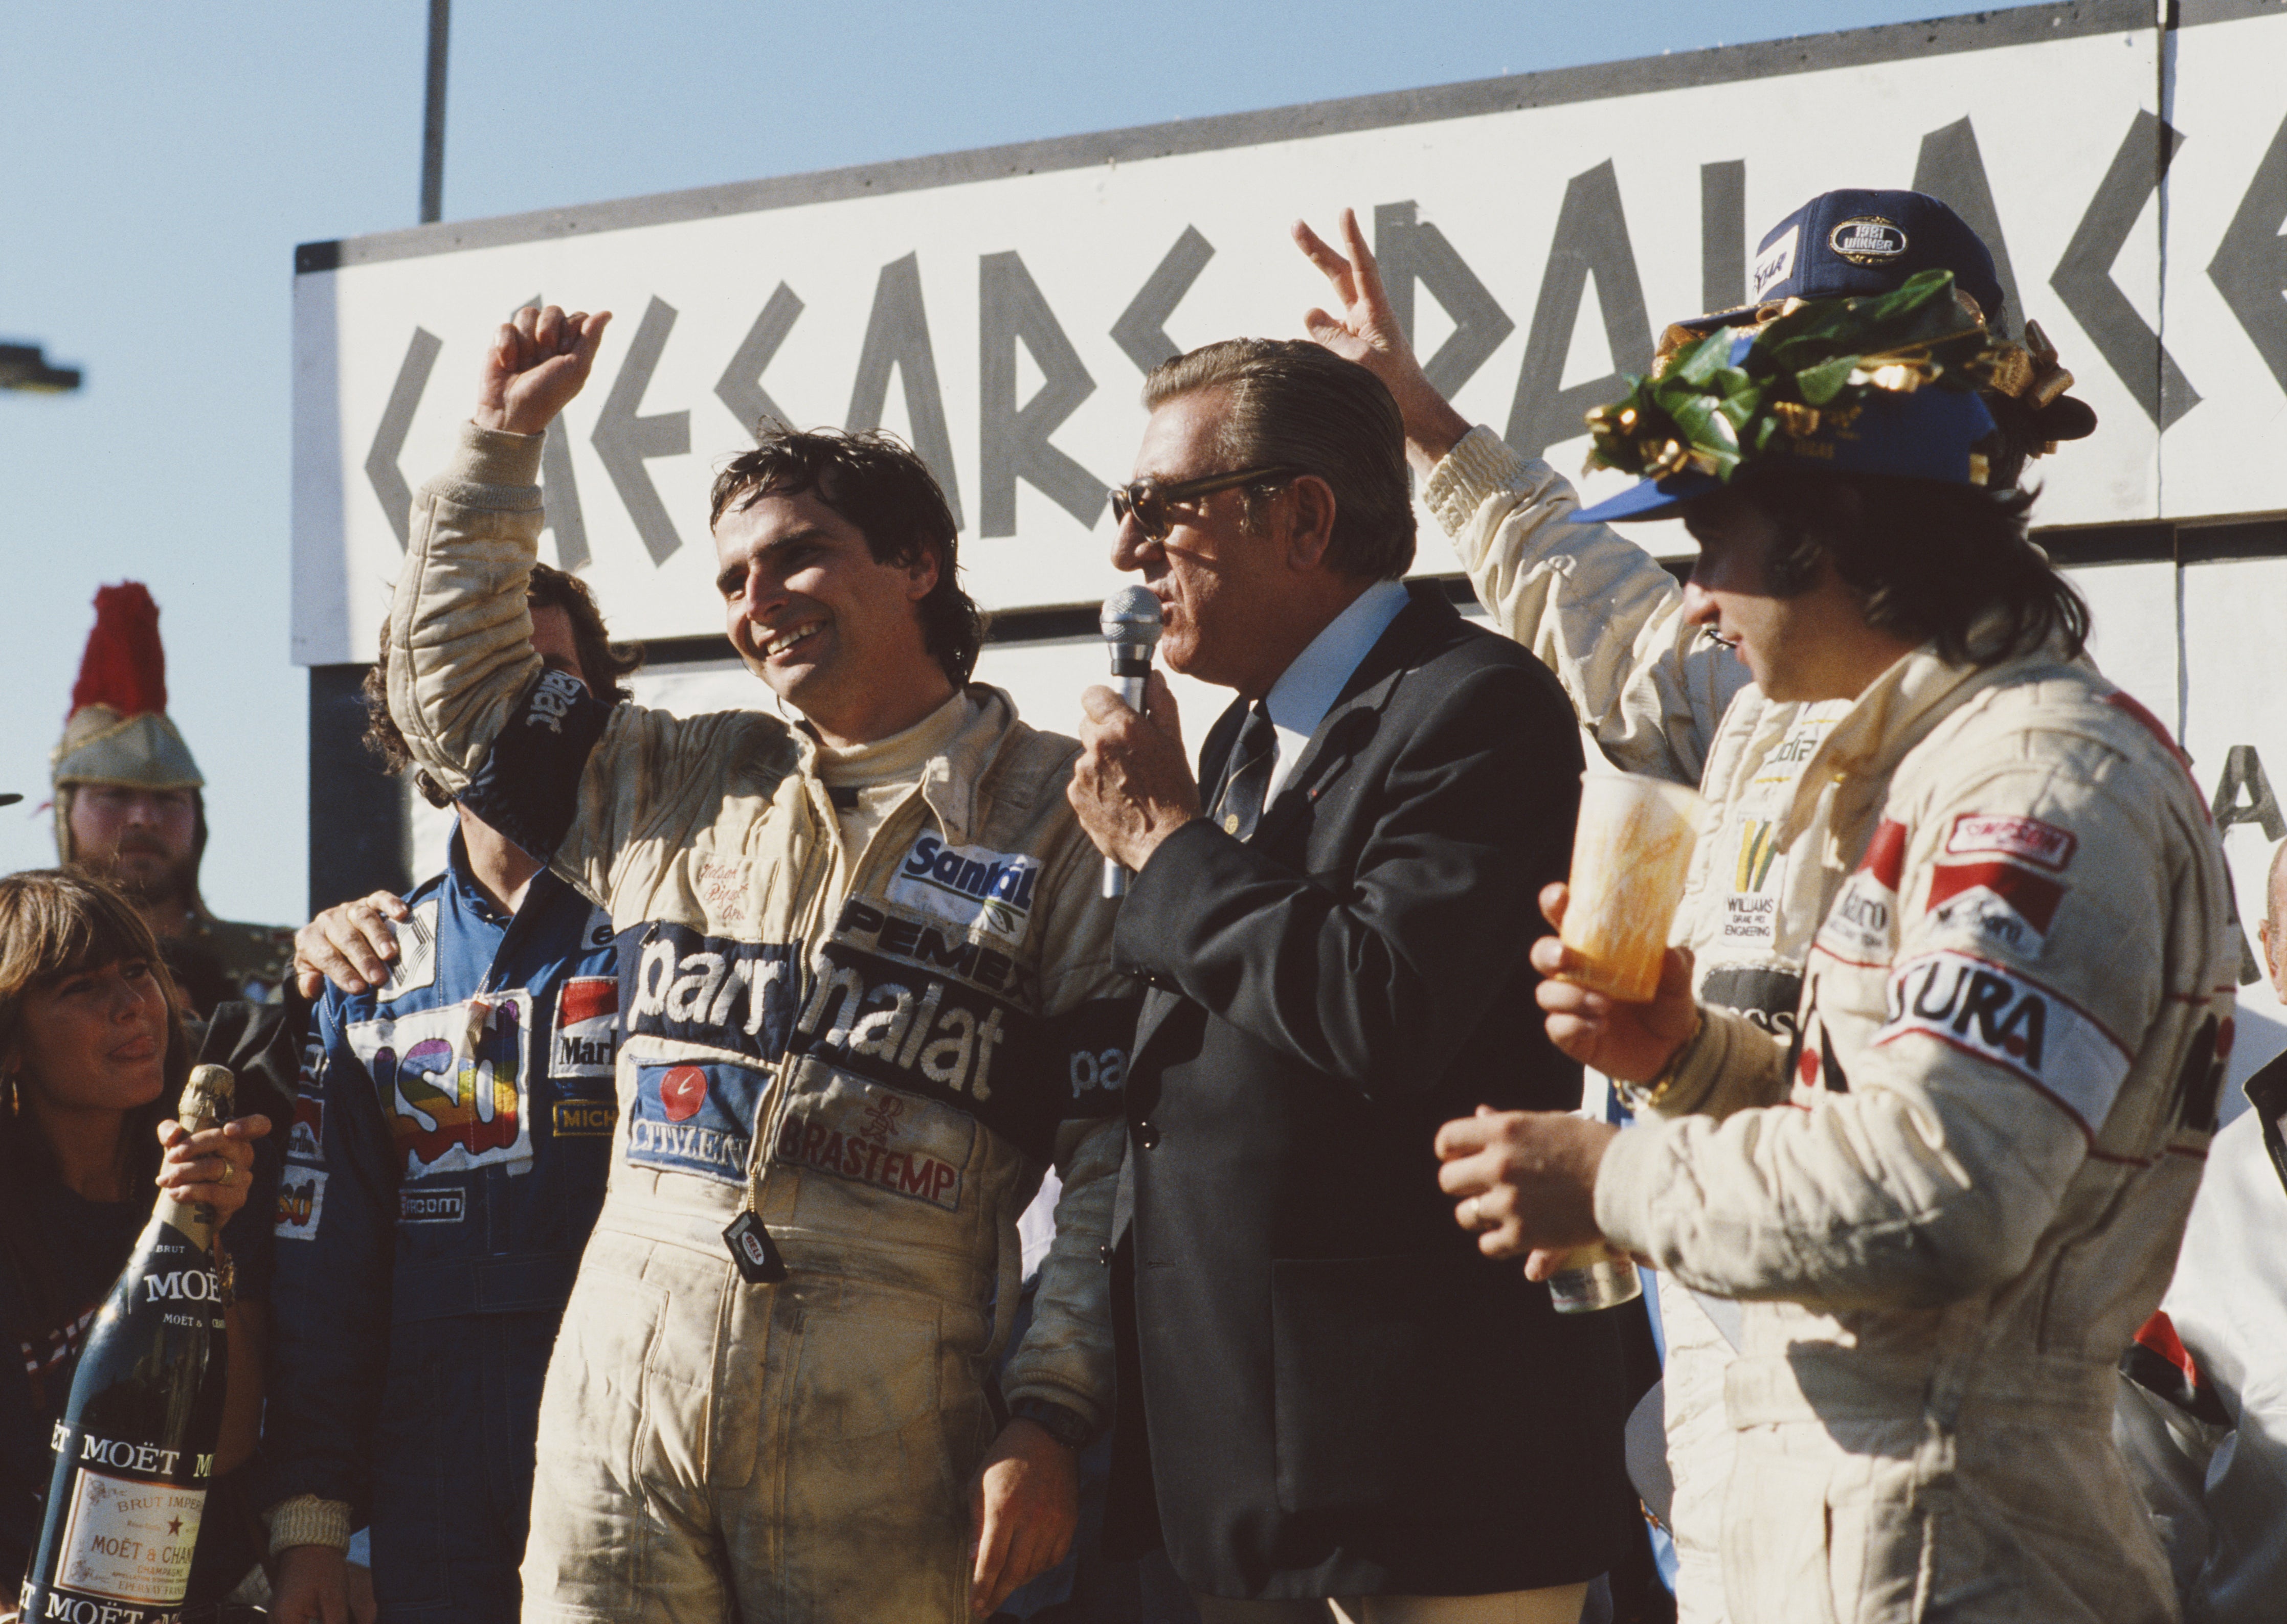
left=966, top=1416, right=1079, bottom=1618
left=475, top=303, right=612, bottom=436
left=1069, top=671, right=1199, bottom=873
left=1294, top=208, right=1471, bottom=472
left=294, top=890, right=410, bottom=998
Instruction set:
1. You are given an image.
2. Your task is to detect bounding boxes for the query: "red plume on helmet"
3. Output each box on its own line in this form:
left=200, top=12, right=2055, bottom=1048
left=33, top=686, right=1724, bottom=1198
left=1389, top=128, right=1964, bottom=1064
left=69, top=582, right=169, bottom=719
left=52, top=581, right=205, bottom=799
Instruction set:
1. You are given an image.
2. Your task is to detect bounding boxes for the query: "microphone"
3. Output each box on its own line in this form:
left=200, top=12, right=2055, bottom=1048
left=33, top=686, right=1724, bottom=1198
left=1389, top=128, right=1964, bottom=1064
left=1100, top=585, right=1163, bottom=898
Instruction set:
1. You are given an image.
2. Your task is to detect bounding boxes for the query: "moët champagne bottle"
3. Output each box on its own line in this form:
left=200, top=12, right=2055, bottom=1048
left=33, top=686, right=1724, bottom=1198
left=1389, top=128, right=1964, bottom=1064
left=18, top=1063, right=235, bottom=1624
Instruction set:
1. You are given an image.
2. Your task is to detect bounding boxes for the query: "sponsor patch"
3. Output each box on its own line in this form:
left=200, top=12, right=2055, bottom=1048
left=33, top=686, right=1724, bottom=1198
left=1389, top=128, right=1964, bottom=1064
left=377, top=899, right=441, bottom=1002
left=773, top=1076, right=975, bottom=1210
left=399, top=1187, right=466, bottom=1224
left=1735, top=821, right=1780, bottom=893
left=583, top=908, right=617, bottom=952
left=522, top=668, right=589, bottom=734
left=1874, top=950, right=2132, bottom=1133
left=553, top=1097, right=618, bottom=1137
left=884, top=834, right=1043, bottom=944
left=1723, top=893, right=1778, bottom=944
left=1945, top=813, right=2076, bottom=871
left=622, top=926, right=800, bottom=1062
left=1828, top=215, right=1907, bottom=264
left=625, top=1062, right=763, bottom=1184
left=1752, top=224, right=1799, bottom=299
left=1698, top=965, right=1804, bottom=1033
left=275, top=1166, right=328, bottom=1241
left=287, top=1092, right=324, bottom=1164
left=1924, top=859, right=2066, bottom=955
left=696, top=859, right=753, bottom=928
left=1816, top=820, right=1908, bottom=962
left=551, top=975, right=619, bottom=1078
left=347, top=992, right=535, bottom=1179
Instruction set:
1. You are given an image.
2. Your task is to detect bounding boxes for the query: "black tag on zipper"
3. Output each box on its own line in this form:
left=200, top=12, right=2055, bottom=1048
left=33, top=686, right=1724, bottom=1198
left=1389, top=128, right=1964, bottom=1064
left=724, top=1211, right=789, bottom=1283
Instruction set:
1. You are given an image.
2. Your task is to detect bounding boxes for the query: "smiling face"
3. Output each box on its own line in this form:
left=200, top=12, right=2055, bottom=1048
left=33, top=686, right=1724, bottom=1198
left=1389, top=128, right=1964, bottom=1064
left=1679, top=486, right=1913, bottom=704
left=7, top=956, right=171, bottom=1124
left=67, top=785, right=197, bottom=906
left=712, top=485, right=950, bottom=747
left=1111, top=389, right=1301, bottom=697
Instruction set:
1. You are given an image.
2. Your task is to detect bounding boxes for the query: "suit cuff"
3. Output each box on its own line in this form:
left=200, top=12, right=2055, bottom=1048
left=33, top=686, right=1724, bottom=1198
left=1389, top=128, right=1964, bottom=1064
left=1422, top=425, right=1539, bottom=539
left=266, top=1494, right=354, bottom=1555
left=436, top=419, right=545, bottom=498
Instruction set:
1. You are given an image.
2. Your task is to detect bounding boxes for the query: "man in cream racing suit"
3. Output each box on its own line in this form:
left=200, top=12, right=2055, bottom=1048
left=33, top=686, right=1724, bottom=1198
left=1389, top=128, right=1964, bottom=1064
left=384, top=305, right=1132, bottom=1622
left=1296, top=190, right=2100, bottom=1622
left=1432, top=289, right=2234, bottom=1622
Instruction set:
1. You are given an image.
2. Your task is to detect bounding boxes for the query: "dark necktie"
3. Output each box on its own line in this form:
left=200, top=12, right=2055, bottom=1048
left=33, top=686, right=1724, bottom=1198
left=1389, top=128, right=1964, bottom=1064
left=1211, top=703, right=1279, bottom=842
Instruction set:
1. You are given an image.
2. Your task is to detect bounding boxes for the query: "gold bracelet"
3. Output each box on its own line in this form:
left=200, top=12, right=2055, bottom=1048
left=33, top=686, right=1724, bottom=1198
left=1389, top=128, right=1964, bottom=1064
left=1618, top=1010, right=1705, bottom=1114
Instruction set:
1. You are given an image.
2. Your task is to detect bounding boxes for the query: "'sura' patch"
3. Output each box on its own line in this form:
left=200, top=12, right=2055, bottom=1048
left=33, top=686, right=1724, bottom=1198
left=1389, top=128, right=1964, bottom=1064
left=624, top=1062, right=763, bottom=1185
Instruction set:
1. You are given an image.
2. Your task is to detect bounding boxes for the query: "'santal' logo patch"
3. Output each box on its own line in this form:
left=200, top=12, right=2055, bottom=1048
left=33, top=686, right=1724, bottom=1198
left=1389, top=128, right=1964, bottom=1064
left=1874, top=950, right=2131, bottom=1133
left=275, top=1167, right=328, bottom=1241
left=625, top=1062, right=761, bottom=1185
left=1828, top=216, right=1907, bottom=264
left=1944, top=813, right=2076, bottom=871
left=886, top=834, right=1042, bottom=943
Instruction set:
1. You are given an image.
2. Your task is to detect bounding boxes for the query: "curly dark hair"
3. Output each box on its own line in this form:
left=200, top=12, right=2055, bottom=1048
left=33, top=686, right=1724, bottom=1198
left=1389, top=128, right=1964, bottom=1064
left=709, top=424, right=985, bottom=686
left=364, top=561, right=642, bottom=806
left=1744, top=467, right=2087, bottom=667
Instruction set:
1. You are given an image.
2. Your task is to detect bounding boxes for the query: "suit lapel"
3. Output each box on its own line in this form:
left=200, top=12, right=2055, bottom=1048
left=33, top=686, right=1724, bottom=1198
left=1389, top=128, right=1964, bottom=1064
left=1249, top=584, right=1456, bottom=851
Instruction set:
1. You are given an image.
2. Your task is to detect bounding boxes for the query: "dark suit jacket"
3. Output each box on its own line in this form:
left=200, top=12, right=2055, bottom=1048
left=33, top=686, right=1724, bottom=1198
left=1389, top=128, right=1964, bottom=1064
left=1105, top=584, right=1634, bottom=1600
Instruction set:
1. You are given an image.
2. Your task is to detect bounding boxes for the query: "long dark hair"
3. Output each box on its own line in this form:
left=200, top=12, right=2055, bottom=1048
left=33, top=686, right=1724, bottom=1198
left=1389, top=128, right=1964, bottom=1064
left=0, top=871, right=188, bottom=1326
left=1750, top=468, right=2088, bottom=666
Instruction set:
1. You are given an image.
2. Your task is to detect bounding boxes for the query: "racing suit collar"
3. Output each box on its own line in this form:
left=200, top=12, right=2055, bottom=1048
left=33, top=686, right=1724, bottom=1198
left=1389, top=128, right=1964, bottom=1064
left=790, top=686, right=1017, bottom=851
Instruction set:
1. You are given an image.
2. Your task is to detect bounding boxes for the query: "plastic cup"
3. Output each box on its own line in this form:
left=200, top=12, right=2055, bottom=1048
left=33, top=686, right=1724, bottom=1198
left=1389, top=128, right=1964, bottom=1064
left=1546, top=1243, right=1644, bottom=1314
left=1557, top=772, right=1704, bottom=1003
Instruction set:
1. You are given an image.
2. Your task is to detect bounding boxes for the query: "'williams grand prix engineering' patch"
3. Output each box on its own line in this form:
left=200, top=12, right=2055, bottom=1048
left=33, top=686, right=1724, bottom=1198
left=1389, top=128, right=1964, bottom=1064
left=1873, top=949, right=2132, bottom=1135
left=885, top=834, right=1043, bottom=945
left=624, top=1062, right=763, bottom=1185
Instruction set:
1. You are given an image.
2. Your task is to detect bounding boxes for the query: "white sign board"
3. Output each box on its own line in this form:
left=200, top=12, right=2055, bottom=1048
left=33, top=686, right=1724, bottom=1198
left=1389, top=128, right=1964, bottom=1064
left=298, top=1, right=2287, bottom=664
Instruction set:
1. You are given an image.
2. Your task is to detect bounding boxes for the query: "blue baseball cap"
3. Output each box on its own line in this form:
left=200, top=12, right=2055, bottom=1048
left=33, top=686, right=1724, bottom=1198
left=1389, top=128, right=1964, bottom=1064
left=1674, top=190, right=2006, bottom=336
left=1576, top=335, right=1999, bottom=525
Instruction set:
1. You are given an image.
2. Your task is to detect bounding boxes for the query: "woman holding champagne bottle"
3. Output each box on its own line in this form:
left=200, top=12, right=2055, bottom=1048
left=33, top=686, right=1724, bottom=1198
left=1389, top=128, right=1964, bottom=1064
left=0, top=870, right=273, bottom=1614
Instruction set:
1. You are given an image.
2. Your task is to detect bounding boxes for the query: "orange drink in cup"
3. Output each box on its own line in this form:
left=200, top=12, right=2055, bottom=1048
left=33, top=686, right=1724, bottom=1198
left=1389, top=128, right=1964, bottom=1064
left=1557, top=771, right=1704, bottom=1003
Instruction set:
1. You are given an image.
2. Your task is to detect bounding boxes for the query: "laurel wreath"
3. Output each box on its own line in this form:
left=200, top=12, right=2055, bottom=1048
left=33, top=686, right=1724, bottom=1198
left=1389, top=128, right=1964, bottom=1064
left=1583, top=270, right=2033, bottom=484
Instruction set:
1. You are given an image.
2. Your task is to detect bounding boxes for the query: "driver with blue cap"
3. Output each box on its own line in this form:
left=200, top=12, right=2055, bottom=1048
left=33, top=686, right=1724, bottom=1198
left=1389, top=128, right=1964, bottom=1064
left=1299, top=188, right=2101, bottom=1624
left=1423, top=274, right=2232, bottom=1624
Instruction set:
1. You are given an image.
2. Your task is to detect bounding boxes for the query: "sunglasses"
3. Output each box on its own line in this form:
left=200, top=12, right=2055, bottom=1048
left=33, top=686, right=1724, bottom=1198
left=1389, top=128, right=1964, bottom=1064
left=1109, top=465, right=1305, bottom=542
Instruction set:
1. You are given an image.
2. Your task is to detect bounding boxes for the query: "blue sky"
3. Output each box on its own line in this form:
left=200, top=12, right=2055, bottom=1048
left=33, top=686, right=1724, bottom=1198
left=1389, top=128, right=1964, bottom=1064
left=1, top=0, right=1952, bottom=924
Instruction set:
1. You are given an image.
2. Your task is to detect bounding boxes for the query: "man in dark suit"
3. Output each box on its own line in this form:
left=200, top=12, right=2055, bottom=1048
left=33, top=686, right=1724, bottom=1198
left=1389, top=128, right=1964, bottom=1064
left=1068, top=338, right=1633, bottom=1622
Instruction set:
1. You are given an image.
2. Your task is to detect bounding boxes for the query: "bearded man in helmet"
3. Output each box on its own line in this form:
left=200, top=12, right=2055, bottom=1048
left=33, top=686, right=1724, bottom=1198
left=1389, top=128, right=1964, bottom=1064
left=51, top=582, right=296, bottom=1016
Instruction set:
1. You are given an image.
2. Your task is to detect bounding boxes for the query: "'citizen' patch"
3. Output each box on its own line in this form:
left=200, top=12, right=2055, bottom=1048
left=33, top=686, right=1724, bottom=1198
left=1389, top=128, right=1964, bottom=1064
left=625, top=1062, right=762, bottom=1185
left=276, top=1167, right=327, bottom=1241
left=1828, top=216, right=1907, bottom=264
left=885, top=834, right=1042, bottom=944
left=1874, top=950, right=2131, bottom=1134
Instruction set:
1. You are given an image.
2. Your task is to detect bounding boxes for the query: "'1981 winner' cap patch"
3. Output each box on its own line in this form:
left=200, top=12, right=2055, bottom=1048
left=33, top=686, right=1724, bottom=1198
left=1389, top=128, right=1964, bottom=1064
left=1829, top=216, right=1907, bottom=264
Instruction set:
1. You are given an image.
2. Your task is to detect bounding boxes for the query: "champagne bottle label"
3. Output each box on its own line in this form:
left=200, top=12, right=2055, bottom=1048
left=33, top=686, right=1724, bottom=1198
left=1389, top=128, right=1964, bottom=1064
left=48, top=1453, right=207, bottom=1609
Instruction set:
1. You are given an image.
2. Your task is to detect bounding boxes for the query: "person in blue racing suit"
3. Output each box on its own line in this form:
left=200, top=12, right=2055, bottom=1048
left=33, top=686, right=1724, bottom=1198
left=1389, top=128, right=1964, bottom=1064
left=262, top=563, right=642, bottom=1624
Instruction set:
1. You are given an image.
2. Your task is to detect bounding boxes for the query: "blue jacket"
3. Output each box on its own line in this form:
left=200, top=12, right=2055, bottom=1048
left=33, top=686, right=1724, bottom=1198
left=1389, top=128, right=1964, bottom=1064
left=262, top=829, right=619, bottom=1517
